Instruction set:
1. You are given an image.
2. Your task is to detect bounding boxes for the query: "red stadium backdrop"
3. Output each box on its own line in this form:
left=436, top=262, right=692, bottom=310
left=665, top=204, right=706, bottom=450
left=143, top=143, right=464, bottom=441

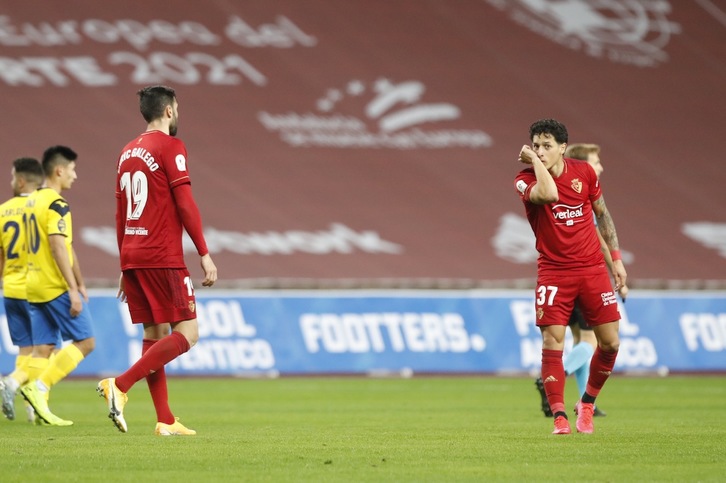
left=0, top=0, right=724, bottom=288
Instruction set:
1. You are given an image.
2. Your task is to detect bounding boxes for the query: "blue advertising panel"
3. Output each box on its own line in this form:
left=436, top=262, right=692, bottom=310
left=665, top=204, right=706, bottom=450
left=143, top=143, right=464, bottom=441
left=1, top=290, right=724, bottom=376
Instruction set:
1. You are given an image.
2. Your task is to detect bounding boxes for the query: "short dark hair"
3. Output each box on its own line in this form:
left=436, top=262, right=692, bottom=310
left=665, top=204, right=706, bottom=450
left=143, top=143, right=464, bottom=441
left=138, top=85, right=176, bottom=123
left=13, top=157, right=44, bottom=185
left=529, top=119, right=568, bottom=144
left=42, top=145, right=77, bottom=177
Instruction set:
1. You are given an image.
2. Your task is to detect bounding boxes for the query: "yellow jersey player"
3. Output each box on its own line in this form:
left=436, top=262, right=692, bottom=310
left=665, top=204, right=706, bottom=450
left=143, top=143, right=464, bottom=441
left=1, top=158, right=44, bottom=421
left=19, top=146, right=96, bottom=426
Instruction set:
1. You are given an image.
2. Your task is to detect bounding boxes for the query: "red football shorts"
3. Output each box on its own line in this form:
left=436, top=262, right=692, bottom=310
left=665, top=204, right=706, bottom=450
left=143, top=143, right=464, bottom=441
left=122, top=268, right=197, bottom=324
left=534, top=265, right=620, bottom=327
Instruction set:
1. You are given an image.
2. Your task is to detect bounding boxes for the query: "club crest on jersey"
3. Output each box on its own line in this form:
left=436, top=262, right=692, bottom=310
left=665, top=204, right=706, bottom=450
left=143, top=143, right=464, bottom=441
left=537, top=308, right=544, bottom=320
left=571, top=178, right=582, bottom=193
left=188, top=301, right=196, bottom=313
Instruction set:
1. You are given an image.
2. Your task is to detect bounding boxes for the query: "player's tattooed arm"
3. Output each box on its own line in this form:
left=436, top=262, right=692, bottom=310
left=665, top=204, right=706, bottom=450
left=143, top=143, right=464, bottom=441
left=593, top=197, right=620, bottom=251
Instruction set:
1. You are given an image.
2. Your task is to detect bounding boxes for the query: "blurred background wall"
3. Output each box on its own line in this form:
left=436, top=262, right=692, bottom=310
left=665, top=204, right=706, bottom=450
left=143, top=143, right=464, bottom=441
left=1, top=1, right=725, bottom=375
left=1, top=0, right=724, bottom=289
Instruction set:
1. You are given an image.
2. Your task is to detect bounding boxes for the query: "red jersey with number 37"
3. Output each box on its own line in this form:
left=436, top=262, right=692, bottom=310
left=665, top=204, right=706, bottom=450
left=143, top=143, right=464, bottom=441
left=514, top=158, right=605, bottom=272
left=116, top=130, right=191, bottom=270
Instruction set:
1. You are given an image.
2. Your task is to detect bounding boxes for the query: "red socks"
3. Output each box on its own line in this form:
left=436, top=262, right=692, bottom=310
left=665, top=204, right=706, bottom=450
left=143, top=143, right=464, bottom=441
left=142, top=338, right=175, bottom=425
left=115, top=331, right=190, bottom=395
left=541, top=349, right=566, bottom=415
left=585, top=347, right=618, bottom=399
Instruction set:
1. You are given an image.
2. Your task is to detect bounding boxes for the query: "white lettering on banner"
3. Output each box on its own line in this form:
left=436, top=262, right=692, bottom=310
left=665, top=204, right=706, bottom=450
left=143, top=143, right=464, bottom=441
left=9, top=56, right=117, bottom=86
left=128, top=338, right=275, bottom=371
left=259, top=79, right=493, bottom=150
left=197, top=300, right=257, bottom=338
left=614, top=338, right=658, bottom=367
left=511, top=299, right=659, bottom=369
left=619, top=302, right=639, bottom=336
left=0, top=15, right=313, bottom=51
left=299, top=312, right=486, bottom=354
left=226, top=16, right=317, bottom=48
left=276, top=128, right=492, bottom=149
left=170, top=339, right=275, bottom=370
left=258, top=112, right=365, bottom=131
left=81, top=223, right=404, bottom=257
left=0, top=52, right=267, bottom=87
left=117, top=304, right=139, bottom=337
left=680, top=313, right=726, bottom=351
left=510, top=300, right=536, bottom=336
left=0, top=16, right=83, bottom=46
left=0, top=14, right=314, bottom=87
left=520, top=338, right=542, bottom=367
left=124, top=300, right=276, bottom=371
left=108, top=51, right=267, bottom=86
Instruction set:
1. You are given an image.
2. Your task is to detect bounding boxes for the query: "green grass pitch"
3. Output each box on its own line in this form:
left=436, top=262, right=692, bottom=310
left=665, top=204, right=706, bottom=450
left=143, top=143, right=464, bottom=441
left=0, top=375, right=724, bottom=482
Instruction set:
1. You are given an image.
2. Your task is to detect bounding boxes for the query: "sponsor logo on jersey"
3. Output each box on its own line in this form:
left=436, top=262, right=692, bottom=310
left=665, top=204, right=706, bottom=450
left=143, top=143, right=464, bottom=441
left=551, top=203, right=585, bottom=226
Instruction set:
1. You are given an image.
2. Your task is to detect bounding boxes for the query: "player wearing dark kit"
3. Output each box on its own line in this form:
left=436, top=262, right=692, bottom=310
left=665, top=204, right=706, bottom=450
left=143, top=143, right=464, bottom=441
left=514, top=119, right=626, bottom=435
left=97, top=85, right=218, bottom=435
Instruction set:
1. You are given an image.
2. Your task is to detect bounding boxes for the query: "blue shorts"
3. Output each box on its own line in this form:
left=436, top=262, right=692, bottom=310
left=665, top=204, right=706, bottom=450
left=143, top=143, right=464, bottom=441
left=30, top=292, right=94, bottom=345
left=4, top=297, right=33, bottom=347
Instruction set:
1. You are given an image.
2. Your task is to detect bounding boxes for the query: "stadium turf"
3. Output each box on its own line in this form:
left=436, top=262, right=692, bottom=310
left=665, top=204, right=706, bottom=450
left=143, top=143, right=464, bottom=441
left=0, top=375, right=723, bottom=482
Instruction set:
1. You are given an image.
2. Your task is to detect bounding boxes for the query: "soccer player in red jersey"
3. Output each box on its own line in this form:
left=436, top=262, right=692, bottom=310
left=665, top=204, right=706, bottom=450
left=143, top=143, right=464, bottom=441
left=534, top=143, right=629, bottom=419
left=514, top=119, right=626, bottom=435
left=98, top=85, right=218, bottom=435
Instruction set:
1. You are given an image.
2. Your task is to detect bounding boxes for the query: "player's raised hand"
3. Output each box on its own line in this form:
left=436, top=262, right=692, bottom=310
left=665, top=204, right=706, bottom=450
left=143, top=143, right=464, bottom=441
left=518, top=145, right=536, bottom=165
left=200, top=253, right=218, bottom=287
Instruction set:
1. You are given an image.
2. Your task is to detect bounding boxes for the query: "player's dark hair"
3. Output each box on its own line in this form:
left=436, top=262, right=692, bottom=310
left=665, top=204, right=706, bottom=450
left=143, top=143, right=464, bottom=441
left=42, top=145, right=77, bottom=177
left=529, top=118, right=568, bottom=144
left=13, top=157, right=44, bottom=185
left=138, top=85, right=176, bottom=123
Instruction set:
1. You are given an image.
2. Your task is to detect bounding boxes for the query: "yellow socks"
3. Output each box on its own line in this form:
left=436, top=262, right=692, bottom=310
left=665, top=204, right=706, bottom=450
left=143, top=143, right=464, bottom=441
left=26, top=356, right=50, bottom=383
left=39, top=344, right=85, bottom=389
left=9, top=354, right=30, bottom=386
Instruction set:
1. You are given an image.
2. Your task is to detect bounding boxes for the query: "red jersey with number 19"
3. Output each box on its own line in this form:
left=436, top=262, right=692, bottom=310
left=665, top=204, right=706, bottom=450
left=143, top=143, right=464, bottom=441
left=514, top=158, right=605, bottom=272
left=116, top=130, right=191, bottom=270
